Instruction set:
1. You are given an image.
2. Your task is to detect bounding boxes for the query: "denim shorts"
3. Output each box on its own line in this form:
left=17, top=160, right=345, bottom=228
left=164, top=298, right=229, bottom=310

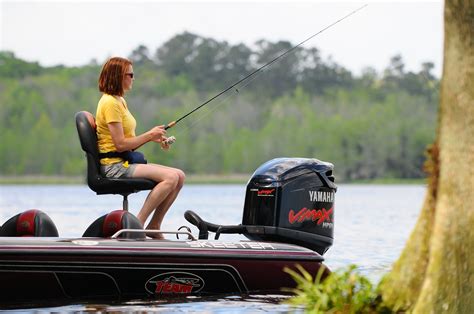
left=101, top=162, right=137, bottom=179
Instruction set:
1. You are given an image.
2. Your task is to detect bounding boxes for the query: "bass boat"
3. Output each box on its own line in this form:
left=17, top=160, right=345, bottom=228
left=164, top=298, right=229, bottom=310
left=0, top=157, right=336, bottom=307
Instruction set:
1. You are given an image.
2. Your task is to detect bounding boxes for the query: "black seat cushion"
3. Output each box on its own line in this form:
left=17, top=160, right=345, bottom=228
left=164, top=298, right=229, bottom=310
left=0, top=209, right=59, bottom=237
left=82, top=210, right=145, bottom=239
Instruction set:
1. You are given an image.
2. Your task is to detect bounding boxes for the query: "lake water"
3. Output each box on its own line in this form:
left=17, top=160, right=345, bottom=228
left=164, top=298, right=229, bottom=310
left=0, top=183, right=426, bottom=312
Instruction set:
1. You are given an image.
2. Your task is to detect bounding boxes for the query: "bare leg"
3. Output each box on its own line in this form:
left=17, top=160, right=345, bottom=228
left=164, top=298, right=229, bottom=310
left=135, top=178, right=177, bottom=224
left=131, top=164, right=185, bottom=238
left=146, top=167, right=185, bottom=231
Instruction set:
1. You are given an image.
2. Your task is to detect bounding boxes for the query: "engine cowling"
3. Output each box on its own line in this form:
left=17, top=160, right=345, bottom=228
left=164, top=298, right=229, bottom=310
left=242, top=158, right=336, bottom=255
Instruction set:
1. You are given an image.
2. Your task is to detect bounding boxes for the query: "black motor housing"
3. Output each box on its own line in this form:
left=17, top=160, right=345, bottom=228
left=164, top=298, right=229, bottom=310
left=242, top=158, right=336, bottom=254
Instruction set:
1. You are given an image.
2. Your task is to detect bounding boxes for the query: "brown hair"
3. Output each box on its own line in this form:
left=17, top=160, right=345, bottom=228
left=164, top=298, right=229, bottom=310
left=98, top=57, right=132, bottom=96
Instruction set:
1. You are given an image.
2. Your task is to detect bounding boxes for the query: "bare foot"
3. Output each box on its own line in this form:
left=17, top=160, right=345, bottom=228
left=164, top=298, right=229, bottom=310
left=146, top=228, right=165, bottom=240
left=147, top=233, right=165, bottom=240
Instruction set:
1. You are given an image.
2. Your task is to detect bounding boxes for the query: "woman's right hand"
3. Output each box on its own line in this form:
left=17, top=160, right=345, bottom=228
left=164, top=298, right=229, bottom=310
left=147, top=125, right=166, bottom=142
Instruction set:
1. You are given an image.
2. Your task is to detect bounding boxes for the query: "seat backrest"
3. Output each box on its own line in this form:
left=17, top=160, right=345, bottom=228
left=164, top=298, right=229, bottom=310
left=75, top=111, right=102, bottom=191
left=75, top=111, right=98, bottom=156
left=75, top=110, right=157, bottom=199
left=0, top=209, right=59, bottom=237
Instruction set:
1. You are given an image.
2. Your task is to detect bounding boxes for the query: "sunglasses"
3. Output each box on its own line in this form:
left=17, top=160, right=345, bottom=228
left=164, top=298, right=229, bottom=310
left=125, top=72, right=134, bottom=79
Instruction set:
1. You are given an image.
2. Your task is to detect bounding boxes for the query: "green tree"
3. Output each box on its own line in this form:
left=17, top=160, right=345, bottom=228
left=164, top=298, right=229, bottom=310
left=129, top=44, right=153, bottom=66
left=0, top=51, right=43, bottom=78
left=253, top=40, right=301, bottom=97
left=0, top=32, right=439, bottom=180
left=155, top=32, right=200, bottom=77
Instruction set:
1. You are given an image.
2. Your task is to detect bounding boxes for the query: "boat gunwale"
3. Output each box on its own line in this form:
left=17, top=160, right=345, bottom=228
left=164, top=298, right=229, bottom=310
left=0, top=237, right=324, bottom=261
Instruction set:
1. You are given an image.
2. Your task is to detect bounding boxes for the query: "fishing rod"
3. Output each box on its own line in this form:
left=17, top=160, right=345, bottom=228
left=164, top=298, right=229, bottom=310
left=164, top=4, right=368, bottom=131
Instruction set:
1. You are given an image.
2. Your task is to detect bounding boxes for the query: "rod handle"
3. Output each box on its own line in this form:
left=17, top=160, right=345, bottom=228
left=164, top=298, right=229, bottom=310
left=165, top=121, right=176, bottom=130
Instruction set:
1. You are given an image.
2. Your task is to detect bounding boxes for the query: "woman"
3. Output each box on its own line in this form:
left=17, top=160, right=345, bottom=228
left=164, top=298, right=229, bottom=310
left=96, top=57, right=185, bottom=239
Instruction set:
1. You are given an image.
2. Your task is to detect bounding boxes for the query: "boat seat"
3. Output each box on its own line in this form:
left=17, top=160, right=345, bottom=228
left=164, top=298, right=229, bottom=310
left=0, top=209, right=59, bottom=237
left=75, top=111, right=157, bottom=210
left=83, top=210, right=145, bottom=239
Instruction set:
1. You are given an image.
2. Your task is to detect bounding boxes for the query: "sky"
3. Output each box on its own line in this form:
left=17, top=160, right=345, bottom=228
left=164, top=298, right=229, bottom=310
left=1, top=0, right=444, bottom=77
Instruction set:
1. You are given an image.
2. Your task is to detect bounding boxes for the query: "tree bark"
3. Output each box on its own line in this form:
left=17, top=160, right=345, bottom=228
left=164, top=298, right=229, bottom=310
left=378, top=145, right=438, bottom=311
left=380, top=0, right=474, bottom=312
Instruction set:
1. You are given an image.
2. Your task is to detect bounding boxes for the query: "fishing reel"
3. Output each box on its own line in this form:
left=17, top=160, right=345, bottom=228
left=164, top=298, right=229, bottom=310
left=164, top=136, right=176, bottom=145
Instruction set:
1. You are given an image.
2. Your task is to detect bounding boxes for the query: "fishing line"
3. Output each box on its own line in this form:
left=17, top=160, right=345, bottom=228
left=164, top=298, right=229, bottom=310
left=173, top=68, right=268, bottom=137
left=164, top=3, right=368, bottom=132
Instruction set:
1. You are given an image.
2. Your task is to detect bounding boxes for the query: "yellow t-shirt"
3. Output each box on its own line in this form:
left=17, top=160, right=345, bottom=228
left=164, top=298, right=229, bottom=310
left=96, top=94, right=137, bottom=165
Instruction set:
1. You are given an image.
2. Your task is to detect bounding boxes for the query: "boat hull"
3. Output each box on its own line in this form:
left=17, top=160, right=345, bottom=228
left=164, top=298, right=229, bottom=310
left=0, top=237, right=327, bottom=306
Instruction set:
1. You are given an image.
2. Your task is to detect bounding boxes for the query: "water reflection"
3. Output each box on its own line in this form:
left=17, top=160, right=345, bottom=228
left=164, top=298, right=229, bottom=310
left=7, top=294, right=303, bottom=313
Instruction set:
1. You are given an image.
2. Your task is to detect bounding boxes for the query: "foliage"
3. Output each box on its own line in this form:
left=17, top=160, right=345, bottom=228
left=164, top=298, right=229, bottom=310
left=0, top=33, right=439, bottom=180
left=0, top=51, right=43, bottom=78
left=285, top=264, right=378, bottom=313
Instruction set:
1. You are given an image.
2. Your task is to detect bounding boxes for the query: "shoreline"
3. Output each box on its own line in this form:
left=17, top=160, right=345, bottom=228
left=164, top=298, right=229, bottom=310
left=0, top=175, right=426, bottom=185
left=0, top=174, right=251, bottom=185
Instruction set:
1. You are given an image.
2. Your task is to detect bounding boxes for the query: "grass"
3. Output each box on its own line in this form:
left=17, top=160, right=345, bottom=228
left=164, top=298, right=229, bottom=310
left=284, top=264, right=379, bottom=313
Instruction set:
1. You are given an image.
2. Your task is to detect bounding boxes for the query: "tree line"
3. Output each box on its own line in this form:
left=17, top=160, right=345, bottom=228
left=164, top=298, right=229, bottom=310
left=0, top=32, right=439, bottom=181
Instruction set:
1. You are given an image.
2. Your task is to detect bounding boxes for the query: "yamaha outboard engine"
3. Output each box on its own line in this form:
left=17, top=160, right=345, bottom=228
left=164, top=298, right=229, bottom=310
left=184, top=158, right=336, bottom=255
left=242, top=158, right=336, bottom=254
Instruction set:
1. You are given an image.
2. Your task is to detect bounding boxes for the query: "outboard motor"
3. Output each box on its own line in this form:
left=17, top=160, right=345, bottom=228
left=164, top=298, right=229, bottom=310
left=184, top=158, right=336, bottom=255
left=242, top=158, right=336, bottom=254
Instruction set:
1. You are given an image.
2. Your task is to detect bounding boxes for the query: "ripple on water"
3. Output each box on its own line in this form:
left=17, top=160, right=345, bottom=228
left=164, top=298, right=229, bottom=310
left=8, top=294, right=304, bottom=313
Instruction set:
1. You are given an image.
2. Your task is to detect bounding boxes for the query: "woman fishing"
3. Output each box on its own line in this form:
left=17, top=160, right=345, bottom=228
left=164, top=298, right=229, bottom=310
left=96, top=57, right=185, bottom=239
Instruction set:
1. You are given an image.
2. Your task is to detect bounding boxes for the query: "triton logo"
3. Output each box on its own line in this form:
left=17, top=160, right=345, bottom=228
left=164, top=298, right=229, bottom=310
left=145, top=272, right=204, bottom=295
left=288, top=207, right=333, bottom=226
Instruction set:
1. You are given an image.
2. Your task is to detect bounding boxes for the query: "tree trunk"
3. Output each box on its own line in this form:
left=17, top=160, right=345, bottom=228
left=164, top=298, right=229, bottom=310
left=378, top=145, right=438, bottom=311
left=380, top=0, right=474, bottom=312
